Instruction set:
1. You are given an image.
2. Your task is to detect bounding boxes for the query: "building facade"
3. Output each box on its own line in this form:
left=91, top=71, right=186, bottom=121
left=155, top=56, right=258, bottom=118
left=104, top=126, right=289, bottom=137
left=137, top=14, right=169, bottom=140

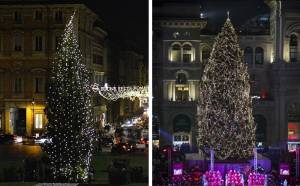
left=153, top=0, right=300, bottom=151
left=107, top=47, right=147, bottom=124
left=0, top=2, right=108, bottom=137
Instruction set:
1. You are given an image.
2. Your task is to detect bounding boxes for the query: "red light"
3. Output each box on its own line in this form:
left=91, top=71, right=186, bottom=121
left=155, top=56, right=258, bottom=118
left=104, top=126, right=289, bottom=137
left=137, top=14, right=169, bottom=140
left=260, top=89, right=268, bottom=100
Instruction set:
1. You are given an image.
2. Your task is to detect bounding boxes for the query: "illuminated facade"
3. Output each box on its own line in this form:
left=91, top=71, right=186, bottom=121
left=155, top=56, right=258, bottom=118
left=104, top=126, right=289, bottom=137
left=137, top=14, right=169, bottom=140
left=0, top=2, right=107, bottom=137
left=153, top=0, right=300, bottom=151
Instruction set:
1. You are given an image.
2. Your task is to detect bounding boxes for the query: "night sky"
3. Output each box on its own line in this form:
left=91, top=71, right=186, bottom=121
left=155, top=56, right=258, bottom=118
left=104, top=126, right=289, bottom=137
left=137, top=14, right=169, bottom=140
left=83, top=0, right=149, bottom=58
left=154, top=0, right=269, bottom=30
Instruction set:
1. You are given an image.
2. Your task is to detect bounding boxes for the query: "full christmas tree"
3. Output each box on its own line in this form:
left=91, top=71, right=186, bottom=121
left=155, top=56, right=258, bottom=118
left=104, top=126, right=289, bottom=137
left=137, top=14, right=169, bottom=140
left=197, top=17, right=255, bottom=160
left=42, top=12, right=96, bottom=182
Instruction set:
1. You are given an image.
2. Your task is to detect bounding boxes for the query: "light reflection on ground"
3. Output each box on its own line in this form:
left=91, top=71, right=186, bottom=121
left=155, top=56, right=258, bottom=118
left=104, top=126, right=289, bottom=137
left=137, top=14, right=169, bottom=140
left=0, top=144, right=42, bottom=161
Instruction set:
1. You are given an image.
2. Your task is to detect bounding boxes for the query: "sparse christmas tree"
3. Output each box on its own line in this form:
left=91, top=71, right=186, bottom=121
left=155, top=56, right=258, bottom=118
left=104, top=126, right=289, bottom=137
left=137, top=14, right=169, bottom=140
left=197, top=15, right=255, bottom=160
left=42, top=12, right=96, bottom=182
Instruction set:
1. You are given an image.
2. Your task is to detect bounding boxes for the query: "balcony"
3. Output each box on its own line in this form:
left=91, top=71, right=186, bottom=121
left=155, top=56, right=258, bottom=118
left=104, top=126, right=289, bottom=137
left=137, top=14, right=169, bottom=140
left=162, top=99, right=197, bottom=108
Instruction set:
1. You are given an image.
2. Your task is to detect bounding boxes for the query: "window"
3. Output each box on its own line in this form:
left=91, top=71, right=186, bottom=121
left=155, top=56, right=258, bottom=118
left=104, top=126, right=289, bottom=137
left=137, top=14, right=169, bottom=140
left=54, top=10, right=63, bottom=23
left=202, top=47, right=211, bottom=64
left=35, top=78, right=43, bottom=93
left=0, top=113, right=2, bottom=129
left=94, top=73, right=104, bottom=85
left=35, top=11, right=43, bottom=21
left=175, top=86, right=189, bottom=102
left=182, top=44, right=192, bottom=63
left=176, top=73, right=187, bottom=84
left=35, top=114, right=43, bottom=129
left=93, top=54, right=103, bottom=65
left=290, top=34, right=298, bottom=63
left=35, top=36, right=43, bottom=51
left=175, top=73, right=189, bottom=101
left=170, top=44, right=181, bottom=62
left=14, top=11, right=22, bottom=24
left=255, top=47, right=264, bottom=64
left=14, top=34, right=22, bottom=51
left=244, top=47, right=253, bottom=64
left=14, top=78, right=22, bottom=93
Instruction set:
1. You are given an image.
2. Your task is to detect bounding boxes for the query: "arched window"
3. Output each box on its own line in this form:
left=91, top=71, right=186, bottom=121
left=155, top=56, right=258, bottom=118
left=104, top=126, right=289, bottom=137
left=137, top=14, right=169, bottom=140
left=255, top=47, right=264, bottom=64
left=202, top=47, right=211, bottom=64
left=182, top=44, right=193, bottom=63
left=290, top=34, right=298, bottom=63
left=176, top=73, right=187, bottom=84
left=170, top=44, right=181, bottom=62
left=244, top=47, right=253, bottom=64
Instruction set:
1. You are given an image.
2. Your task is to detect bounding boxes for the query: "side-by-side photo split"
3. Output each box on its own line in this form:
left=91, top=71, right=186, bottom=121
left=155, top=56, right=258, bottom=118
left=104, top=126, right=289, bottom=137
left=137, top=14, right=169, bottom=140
left=153, top=0, right=300, bottom=185
left=0, top=0, right=148, bottom=186
left=0, top=0, right=300, bottom=186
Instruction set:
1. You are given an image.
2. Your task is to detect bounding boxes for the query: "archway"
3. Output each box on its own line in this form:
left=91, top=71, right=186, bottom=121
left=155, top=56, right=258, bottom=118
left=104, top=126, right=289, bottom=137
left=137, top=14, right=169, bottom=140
left=173, top=114, right=191, bottom=148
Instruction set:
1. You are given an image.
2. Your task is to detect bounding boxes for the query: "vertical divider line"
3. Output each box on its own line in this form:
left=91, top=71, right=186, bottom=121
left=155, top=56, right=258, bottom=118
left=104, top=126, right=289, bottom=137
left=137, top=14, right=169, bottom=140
left=148, top=0, right=153, bottom=185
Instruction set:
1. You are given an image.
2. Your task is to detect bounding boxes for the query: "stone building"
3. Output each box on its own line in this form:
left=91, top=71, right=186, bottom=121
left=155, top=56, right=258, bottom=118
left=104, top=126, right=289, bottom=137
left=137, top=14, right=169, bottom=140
left=0, top=1, right=108, bottom=137
left=107, top=46, right=147, bottom=123
left=153, top=0, right=300, bottom=151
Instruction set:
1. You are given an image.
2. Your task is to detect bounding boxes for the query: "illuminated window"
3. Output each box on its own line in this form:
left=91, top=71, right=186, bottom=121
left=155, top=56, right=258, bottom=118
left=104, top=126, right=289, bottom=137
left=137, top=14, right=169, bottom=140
left=244, top=47, right=253, bottom=64
left=175, top=73, right=189, bottom=101
left=35, top=114, right=43, bottom=129
left=170, top=44, right=181, bottom=62
left=255, top=47, right=264, bottom=64
left=290, top=34, right=298, bottom=63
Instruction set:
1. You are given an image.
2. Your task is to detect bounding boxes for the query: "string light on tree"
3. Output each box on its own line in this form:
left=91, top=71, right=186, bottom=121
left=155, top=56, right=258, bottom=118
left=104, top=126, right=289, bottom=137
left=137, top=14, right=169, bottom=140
left=42, top=11, right=96, bottom=182
left=196, top=15, right=255, bottom=160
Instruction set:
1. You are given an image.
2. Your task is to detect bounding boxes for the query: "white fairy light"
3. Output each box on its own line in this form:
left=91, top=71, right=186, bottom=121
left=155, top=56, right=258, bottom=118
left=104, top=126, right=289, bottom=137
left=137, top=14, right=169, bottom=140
left=92, top=83, right=148, bottom=101
left=197, top=18, right=255, bottom=160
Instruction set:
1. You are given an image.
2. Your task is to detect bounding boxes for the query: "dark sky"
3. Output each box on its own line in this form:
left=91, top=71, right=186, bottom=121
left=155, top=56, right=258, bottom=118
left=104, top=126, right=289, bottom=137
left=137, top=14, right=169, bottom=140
left=154, top=0, right=269, bottom=30
left=82, top=0, right=149, bottom=58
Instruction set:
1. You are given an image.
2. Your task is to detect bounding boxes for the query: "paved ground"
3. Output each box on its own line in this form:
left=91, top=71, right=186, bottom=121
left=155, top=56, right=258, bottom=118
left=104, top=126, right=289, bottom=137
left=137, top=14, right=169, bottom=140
left=0, top=145, right=148, bottom=185
left=0, top=144, right=42, bottom=161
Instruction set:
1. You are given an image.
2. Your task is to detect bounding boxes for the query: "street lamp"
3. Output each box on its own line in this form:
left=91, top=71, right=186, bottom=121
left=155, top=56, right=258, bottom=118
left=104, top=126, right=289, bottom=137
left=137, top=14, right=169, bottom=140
left=32, top=98, right=35, bottom=137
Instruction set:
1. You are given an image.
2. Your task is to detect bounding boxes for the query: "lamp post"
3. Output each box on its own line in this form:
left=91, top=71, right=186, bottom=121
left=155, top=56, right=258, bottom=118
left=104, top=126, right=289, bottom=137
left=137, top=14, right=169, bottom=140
left=31, top=98, right=35, bottom=137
